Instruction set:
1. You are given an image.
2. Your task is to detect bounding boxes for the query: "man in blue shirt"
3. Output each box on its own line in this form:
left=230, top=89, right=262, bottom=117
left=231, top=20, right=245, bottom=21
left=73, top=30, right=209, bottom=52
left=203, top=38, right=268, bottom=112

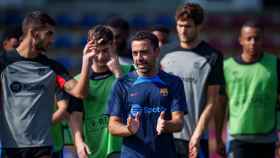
left=107, top=31, right=187, bottom=158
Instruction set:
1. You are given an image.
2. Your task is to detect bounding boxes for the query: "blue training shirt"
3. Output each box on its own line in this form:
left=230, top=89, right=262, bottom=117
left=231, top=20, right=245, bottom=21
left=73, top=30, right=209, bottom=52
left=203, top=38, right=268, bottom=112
left=107, top=70, right=187, bottom=158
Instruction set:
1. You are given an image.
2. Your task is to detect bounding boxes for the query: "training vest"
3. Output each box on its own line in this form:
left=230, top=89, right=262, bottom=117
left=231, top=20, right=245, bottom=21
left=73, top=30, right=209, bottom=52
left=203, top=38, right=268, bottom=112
left=224, top=53, right=278, bottom=135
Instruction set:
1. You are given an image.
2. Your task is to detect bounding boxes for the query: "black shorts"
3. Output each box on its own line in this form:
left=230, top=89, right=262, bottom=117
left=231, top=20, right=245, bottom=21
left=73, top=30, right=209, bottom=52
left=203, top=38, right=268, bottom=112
left=4, top=146, right=52, bottom=158
left=231, top=140, right=275, bottom=158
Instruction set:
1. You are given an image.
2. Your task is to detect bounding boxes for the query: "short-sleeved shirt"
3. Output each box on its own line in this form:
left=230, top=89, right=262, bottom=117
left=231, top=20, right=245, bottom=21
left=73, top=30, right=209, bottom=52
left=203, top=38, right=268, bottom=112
left=160, top=41, right=225, bottom=141
left=67, top=96, right=84, bottom=113
left=0, top=50, right=72, bottom=148
left=107, top=70, right=187, bottom=158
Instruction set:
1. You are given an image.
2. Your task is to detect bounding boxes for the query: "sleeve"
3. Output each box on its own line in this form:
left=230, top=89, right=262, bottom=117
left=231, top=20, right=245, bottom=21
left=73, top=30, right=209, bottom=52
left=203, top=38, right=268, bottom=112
left=207, top=52, right=225, bottom=86
left=55, top=88, right=70, bottom=101
left=170, top=77, right=188, bottom=114
left=51, top=60, right=73, bottom=89
left=67, top=96, right=84, bottom=113
left=106, top=80, right=125, bottom=118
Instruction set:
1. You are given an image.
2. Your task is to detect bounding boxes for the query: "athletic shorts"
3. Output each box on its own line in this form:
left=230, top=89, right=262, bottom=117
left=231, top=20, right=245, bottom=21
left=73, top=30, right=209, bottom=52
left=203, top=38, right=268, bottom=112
left=4, top=146, right=52, bottom=158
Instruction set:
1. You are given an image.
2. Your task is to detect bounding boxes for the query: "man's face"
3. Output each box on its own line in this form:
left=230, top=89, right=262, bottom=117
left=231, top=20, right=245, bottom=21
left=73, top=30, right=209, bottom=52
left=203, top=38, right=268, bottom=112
left=239, top=26, right=263, bottom=56
left=176, top=19, right=200, bottom=44
left=93, top=43, right=113, bottom=67
left=131, top=40, right=159, bottom=76
left=3, top=37, right=19, bottom=51
left=33, top=25, right=55, bottom=52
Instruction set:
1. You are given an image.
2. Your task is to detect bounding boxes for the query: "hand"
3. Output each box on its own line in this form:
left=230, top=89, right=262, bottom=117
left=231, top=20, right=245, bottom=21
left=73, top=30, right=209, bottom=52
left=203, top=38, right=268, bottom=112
left=82, top=41, right=97, bottom=65
left=127, top=112, right=140, bottom=135
left=189, top=134, right=201, bottom=158
left=216, top=138, right=226, bottom=158
left=106, top=53, right=122, bottom=78
left=76, top=141, right=91, bottom=158
left=156, top=112, right=166, bottom=135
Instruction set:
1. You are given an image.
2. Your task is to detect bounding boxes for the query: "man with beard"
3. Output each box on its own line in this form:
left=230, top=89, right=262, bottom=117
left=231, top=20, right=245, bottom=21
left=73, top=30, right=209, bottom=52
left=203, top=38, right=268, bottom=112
left=160, top=3, right=224, bottom=158
left=0, top=11, right=94, bottom=158
left=106, top=17, right=132, bottom=65
left=107, top=31, right=187, bottom=158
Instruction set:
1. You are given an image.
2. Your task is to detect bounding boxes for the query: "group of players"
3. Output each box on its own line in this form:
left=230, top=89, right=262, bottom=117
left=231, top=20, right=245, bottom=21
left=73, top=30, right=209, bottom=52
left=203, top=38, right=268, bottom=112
left=0, top=2, right=278, bottom=158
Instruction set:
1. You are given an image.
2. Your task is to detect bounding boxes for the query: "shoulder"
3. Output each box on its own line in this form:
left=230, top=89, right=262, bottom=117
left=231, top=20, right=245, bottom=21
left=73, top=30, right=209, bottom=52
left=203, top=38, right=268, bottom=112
left=159, top=70, right=182, bottom=85
left=199, top=41, right=224, bottom=62
left=40, top=56, right=68, bottom=73
left=0, top=50, right=24, bottom=71
left=160, top=42, right=181, bottom=60
left=264, top=52, right=278, bottom=60
left=200, top=41, right=222, bottom=55
left=224, top=57, right=235, bottom=67
left=119, top=71, right=137, bottom=83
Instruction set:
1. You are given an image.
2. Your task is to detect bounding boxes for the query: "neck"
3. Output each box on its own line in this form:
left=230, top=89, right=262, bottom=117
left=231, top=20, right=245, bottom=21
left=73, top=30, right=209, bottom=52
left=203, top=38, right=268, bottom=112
left=180, top=37, right=201, bottom=49
left=91, top=64, right=109, bottom=73
left=16, top=39, right=39, bottom=58
left=137, top=68, right=158, bottom=77
left=241, top=51, right=262, bottom=63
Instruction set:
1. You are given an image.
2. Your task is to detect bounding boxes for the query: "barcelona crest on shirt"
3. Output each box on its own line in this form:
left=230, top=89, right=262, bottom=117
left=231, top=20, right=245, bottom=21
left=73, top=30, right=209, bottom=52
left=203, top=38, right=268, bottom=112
left=160, top=88, right=168, bottom=96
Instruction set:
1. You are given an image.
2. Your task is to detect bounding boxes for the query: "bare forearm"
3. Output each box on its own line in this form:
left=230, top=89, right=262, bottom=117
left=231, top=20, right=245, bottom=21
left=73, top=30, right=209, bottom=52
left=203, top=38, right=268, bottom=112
left=163, top=119, right=183, bottom=133
left=52, top=109, right=67, bottom=124
left=109, top=119, right=131, bottom=137
left=69, top=112, right=84, bottom=144
left=193, top=103, right=213, bottom=138
left=52, top=100, right=68, bottom=124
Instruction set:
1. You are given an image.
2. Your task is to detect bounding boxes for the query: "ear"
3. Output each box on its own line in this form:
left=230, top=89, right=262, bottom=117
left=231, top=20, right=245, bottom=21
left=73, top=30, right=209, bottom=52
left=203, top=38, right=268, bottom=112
left=30, top=29, right=39, bottom=39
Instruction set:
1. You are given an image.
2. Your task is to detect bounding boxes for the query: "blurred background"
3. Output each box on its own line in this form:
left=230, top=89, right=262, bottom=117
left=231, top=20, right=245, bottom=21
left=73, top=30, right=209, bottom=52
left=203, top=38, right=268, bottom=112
left=0, top=0, right=279, bottom=74
left=0, top=0, right=279, bottom=157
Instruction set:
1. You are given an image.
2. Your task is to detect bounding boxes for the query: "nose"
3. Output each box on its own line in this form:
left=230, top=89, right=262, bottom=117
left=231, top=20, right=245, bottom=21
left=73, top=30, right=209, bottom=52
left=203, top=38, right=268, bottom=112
left=181, top=26, right=188, bottom=33
left=136, top=52, right=144, bottom=61
left=249, top=38, right=256, bottom=45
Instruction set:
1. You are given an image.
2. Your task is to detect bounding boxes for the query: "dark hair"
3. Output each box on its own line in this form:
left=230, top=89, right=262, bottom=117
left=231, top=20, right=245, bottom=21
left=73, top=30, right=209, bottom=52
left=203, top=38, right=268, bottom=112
left=1, top=26, right=22, bottom=42
left=88, top=25, right=114, bottom=45
left=150, top=25, right=170, bottom=34
left=22, top=11, right=56, bottom=36
left=131, top=31, right=159, bottom=49
left=175, top=3, right=204, bottom=25
left=105, top=16, right=130, bottom=32
left=241, top=20, right=263, bottom=32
